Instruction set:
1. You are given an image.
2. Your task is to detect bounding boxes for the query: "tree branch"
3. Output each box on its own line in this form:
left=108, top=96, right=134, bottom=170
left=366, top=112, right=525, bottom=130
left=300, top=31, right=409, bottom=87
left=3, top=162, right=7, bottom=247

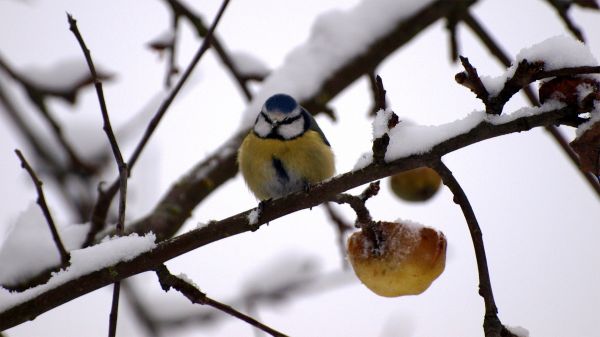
left=432, top=161, right=516, bottom=337
left=124, top=0, right=475, bottom=242
left=85, top=0, right=232, bottom=246
left=460, top=10, right=600, bottom=196
left=67, top=13, right=131, bottom=336
left=0, top=102, right=583, bottom=330
left=14, top=149, right=70, bottom=267
left=163, top=0, right=254, bottom=100
left=154, top=264, right=288, bottom=337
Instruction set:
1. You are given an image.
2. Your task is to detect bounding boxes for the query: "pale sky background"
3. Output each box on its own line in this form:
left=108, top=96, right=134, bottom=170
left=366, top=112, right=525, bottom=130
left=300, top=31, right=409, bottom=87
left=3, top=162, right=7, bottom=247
left=0, top=1, right=599, bottom=337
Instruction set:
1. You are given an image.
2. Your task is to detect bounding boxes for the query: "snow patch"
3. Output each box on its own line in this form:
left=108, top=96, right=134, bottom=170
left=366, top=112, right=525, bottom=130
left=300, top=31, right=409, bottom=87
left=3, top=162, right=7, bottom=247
left=239, top=0, right=436, bottom=129
left=0, top=203, right=89, bottom=286
left=0, top=232, right=156, bottom=312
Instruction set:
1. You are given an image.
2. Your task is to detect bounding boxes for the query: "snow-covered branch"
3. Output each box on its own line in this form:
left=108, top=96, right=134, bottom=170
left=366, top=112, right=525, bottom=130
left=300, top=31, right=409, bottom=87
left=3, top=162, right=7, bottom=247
left=0, top=97, right=588, bottom=330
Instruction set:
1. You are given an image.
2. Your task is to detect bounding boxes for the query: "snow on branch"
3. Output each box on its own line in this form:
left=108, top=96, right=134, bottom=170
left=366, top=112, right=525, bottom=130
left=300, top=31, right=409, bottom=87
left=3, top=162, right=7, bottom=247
left=124, top=0, right=469, bottom=241
left=456, top=35, right=600, bottom=115
left=0, top=95, right=589, bottom=330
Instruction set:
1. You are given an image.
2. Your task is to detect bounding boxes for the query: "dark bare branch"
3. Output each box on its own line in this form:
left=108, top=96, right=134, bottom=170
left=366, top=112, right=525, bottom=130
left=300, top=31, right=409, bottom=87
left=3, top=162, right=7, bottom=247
left=433, top=161, right=517, bottom=337
left=154, top=264, right=289, bottom=337
left=86, top=0, right=232, bottom=246
left=14, top=149, right=70, bottom=266
left=164, top=0, right=254, bottom=100
left=0, top=102, right=589, bottom=330
left=67, top=14, right=131, bottom=336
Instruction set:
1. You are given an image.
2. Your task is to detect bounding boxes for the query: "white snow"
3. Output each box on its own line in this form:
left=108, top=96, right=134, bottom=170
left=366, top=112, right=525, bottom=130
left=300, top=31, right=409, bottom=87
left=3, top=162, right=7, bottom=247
left=21, top=58, right=105, bottom=91
left=247, top=208, right=260, bottom=225
left=354, top=101, right=566, bottom=168
left=481, top=35, right=599, bottom=96
left=395, top=218, right=426, bottom=234
left=372, top=108, right=395, bottom=139
left=176, top=272, right=199, bottom=289
left=506, top=325, right=530, bottom=337
left=0, top=203, right=89, bottom=286
left=239, top=0, right=436, bottom=128
left=576, top=104, right=600, bottom=137
left=0, top=231, right=156, bottom=312
left=229, top=51, right=270, bottom=79
left=148, top=29, right=175, bottom=49
left=353, top=152, right=373, bottom=170
left=516, top=35, right=597, bottom=71
left=384, top=111, right=485, bottom=161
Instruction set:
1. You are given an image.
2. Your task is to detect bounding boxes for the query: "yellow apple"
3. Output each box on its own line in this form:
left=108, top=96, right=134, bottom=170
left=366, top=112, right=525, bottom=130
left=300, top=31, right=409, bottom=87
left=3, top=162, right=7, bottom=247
left=389, top=167, right=442, bottom=202
left=347, top=221, right=446, bottom=297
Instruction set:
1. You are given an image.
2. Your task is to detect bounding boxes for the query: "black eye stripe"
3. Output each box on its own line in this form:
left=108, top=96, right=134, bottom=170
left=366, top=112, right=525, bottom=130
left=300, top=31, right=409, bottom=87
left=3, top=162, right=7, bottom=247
left=277, top=114, right=302, bottom=125
left=260, top=112, right=273, bottom=124
left=260, top=111, right=303, bottom=126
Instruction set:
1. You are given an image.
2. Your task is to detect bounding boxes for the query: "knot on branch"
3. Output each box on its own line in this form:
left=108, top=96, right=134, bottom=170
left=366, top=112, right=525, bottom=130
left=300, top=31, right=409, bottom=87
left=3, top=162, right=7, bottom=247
left=154, top=264, right=208, bottom=305
left=332, top=182, right=384, bottom=252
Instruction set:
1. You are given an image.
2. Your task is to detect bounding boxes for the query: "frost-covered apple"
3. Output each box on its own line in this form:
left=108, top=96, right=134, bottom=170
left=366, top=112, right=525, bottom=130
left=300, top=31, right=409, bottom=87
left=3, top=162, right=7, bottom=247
left=389, top=167, right=441, bottom=202
left=347, top=220, right=446, bottom=297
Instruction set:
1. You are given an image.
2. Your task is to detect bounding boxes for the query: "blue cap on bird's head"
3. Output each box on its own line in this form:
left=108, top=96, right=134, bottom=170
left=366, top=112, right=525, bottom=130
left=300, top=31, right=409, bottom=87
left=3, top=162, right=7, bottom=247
left=263, top=94, right=298, bottom=114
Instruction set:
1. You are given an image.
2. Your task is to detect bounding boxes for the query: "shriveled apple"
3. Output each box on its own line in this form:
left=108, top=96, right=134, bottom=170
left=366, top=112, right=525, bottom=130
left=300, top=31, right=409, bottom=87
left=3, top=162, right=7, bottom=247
left=347, top=220, right=446, bottom=297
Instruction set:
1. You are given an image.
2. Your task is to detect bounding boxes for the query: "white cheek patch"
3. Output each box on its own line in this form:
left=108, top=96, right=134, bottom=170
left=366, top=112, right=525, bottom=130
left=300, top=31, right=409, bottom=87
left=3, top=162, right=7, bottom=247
left=277, top=117, right=305, bottom=140
left=254, top=114, right=272, bottom=137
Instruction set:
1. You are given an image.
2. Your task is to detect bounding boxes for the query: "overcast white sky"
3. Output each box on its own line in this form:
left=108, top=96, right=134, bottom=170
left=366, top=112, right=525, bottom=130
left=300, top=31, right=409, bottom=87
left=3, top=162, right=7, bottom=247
left=0, top=0, right=599, bottom=336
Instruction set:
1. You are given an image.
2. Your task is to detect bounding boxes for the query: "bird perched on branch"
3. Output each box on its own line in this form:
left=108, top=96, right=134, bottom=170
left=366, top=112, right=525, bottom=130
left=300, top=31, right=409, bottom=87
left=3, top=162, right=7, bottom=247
left=238, top=93, right=335, bottom=200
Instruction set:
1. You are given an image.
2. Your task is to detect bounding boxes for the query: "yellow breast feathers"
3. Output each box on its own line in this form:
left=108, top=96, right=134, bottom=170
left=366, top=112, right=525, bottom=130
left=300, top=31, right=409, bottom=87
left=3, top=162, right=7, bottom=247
left=238, top=130, right=335, bottom=200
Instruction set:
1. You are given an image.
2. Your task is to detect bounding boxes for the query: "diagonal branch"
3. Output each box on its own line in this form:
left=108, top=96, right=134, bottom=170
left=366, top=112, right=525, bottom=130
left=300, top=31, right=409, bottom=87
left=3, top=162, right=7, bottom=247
left=432, top=160, right=516, bottom=337
left=154, top=264, right=288, bottom=337
left=124, top=0, right=475, bottom=242
left=85, top=0, right=232, bottom=246
left=14, top=149, right=70, bottom=266
left=0, top=55, right=100, bottom=176
left=164, top=0, right=254, bottom=100
left=544, top=0, right=585, bottom=41
left=0, top=103, right=588, bottom=330
left=67, top=13, right=131, bottom=337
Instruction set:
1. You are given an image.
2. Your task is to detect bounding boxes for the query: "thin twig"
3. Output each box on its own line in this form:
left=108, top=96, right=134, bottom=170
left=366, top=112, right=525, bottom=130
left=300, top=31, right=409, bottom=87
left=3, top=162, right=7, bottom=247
left=165, top=11, right=180, bottom=88
left=121, top=282, right=160, bottom=337
left=0, top=102, right=591, bottom=330
left=164, top=0, right=254, bottom=100
left=371, top=75, right=398, bottom=164
left=545, top=0, right=585, bottom=41
left=0, top=55, right=99, bottom=176
left=0, top=82, right=62, bottom=169
left=107, top=283, right=121, bottom=337
left=67, top=14, right=129, bottom=337
left=433, top=160, right=516, bottom=337
left=86, top=0, right=231, bottom=246
left=331, top=182, right=382, bottom=251
left=67, top=13, right=128, bottom=234
left=367, top=71, right=386, bottom=116
left=154, top=264, right=289, bottom=337
left=456, top=56, right=489, bottom=103
left=15, top=149, right=70, bottom=266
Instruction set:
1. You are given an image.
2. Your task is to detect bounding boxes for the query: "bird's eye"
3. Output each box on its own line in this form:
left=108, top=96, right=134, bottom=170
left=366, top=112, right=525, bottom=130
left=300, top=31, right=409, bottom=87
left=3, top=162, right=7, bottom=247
left=278, top=114, right=302, bottom=125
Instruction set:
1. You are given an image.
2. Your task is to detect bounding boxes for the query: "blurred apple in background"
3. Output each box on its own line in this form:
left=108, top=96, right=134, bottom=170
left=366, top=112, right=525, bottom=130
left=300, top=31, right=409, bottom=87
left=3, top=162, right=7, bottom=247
left=389, top=167, right=442, bottom=202
left=347, top=220, right=446, bottom=297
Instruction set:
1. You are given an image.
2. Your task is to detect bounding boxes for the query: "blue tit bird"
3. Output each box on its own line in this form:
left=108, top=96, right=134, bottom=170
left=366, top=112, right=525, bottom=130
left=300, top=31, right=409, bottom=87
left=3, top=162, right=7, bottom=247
left=238, top=93, right=335, bottom=200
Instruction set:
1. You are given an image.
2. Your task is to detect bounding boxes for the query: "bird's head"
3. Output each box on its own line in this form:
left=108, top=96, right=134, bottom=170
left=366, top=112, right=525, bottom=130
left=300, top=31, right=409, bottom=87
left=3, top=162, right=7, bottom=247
left=254, top=94, right=307, bottom=139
